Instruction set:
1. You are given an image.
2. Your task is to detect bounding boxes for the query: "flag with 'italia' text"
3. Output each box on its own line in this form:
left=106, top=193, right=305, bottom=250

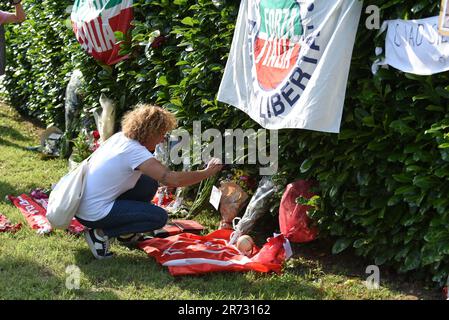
left=71, top=0, right=133, bottom=65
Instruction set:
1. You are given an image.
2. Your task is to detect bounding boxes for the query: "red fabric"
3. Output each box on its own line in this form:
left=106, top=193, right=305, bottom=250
left=8, top=194, right=52, bottom=234
left=279, top=180, right=318, bottom=243
left=32, top=197, right=48, bottom=210
left=30, top=189, right=49, bottom=201
left=138, top=229, right=287, bottom=276
left=7, top=193, right=86, bottom=235
left=67, top=219, right=86, bottom=235
left=0, top=213, right=22, bottom=233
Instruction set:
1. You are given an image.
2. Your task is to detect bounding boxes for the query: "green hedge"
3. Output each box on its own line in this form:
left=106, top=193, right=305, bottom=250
left=3, top=0, right=449, bottom=285
left=74, top=0, right=252, bottom=132
left=1, top=0, right=80, bottom=126
left=278, top=0, right=449, bottom=285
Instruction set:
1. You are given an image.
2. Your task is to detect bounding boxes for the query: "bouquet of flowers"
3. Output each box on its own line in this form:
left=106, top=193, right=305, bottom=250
left=70, top=129, right=101, bottom=163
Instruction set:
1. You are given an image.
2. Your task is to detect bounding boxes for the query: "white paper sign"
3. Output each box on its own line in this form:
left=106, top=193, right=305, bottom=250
left=374, top=16, right=449, bottom=75
left=209, top=186, right=222, bottom=211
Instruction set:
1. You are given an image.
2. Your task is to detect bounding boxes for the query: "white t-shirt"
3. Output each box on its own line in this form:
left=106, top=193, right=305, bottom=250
left=76, top=132, right=153, bottom=221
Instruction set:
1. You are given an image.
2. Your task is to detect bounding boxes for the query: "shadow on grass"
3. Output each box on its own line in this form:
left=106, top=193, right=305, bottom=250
left=0, top=124, right=29, bottom=141
left=171, top=271, right=326, bottom=300
left=0, top=181, right=51, bottom=201
left=0, top=181, right=23, bottom=202
left=0, top=124, right=37, bottom=151
left=0, top=257, right=119, bottom=299
left=72, top=247, right=324, bottom=300
left=0, top=107, right=46, bottom=130
left=288, top=239, right=441, bottom=300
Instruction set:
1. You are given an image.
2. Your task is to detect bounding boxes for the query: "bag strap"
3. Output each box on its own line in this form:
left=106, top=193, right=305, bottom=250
left=69, top=152, right=94, bottom=172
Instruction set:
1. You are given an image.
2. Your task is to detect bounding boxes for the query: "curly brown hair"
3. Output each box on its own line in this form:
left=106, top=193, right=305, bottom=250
left=121, top=104, right=177, bottom=144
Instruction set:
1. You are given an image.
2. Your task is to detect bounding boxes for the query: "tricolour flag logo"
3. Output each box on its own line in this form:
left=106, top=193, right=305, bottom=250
left=254, top=0, right=303, bottom=91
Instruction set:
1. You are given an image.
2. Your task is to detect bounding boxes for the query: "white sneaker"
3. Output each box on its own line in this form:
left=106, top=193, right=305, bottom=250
left=84, top=229, right=114, bottom=259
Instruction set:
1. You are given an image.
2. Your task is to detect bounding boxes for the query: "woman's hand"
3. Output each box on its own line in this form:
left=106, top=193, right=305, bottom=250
left=205, top=157, right=223, bottom=176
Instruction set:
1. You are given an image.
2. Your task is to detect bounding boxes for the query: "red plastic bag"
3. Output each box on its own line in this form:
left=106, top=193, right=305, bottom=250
left=279, top=180, right=318, bottom=243
left=251, top=234, right=292, bottom=266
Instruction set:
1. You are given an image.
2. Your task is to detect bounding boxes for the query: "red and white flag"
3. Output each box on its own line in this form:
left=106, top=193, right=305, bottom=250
left=71, top=0, right=134, bottom=65
left=30, top=196, right=85, bottom=235
left=138, top=229, right=291, bottom=276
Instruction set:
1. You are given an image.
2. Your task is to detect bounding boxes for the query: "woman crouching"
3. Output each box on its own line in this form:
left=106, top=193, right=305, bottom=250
left=76, top=104, right=222, bottom=259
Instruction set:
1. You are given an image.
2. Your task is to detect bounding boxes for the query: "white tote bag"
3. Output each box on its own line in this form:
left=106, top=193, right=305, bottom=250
left=46, top=157, right=90, bottom=229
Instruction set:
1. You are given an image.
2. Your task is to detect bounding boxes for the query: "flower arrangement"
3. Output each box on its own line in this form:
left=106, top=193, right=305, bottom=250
left=70, top=130, right=101, bottom=163
left=225, top=168, right=258, bottom=196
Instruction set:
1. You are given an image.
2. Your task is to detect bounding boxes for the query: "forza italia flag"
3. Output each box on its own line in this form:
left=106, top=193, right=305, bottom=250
left=71, top=0, right=134, bottom=65
left=217, top=0, right=363, bottom=133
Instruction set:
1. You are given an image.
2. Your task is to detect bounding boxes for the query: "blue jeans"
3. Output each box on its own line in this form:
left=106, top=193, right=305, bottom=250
left=77, top=175, right=168, bottom=238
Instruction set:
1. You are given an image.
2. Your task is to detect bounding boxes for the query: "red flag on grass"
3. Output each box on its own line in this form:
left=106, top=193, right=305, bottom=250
left=29, top=196, right=85, bottom=235
left=138, top=229, right=291, bottom=276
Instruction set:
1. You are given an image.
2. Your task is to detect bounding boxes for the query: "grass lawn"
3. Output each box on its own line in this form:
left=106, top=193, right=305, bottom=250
left=0, top=103, right=442, bottom=300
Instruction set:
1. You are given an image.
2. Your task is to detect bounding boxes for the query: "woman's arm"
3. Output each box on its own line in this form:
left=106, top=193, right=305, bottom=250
left=138, top=157, right=223, bottom=187
left=2, top=3, right=26, bottom=24
left=14, top=3, right=26, bottom=23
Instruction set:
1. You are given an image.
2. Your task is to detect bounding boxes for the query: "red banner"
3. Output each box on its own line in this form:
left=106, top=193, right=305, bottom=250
left=8, top=194, right=52, bottom=234
left=7, top=194, right=85, bottom=235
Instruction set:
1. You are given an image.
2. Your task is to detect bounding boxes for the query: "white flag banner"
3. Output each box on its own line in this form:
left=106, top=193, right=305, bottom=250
left=217, top=0, right=363, bottom=133
left=373, top=16, right=449, bottom=76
